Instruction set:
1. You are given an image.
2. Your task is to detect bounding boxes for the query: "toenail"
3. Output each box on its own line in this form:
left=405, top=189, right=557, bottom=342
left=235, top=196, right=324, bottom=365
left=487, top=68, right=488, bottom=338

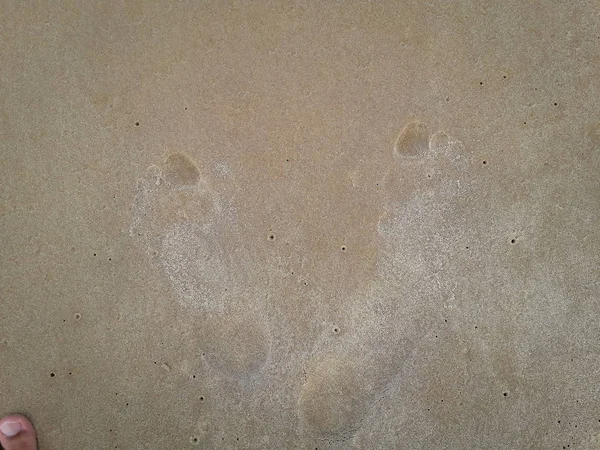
left=0, top=420, right=22, bottom=437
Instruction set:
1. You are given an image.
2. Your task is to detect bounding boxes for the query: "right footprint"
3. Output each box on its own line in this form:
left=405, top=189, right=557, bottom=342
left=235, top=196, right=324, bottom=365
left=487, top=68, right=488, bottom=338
left=379, top=120, right=472, bottom=295
left=298, top=121, right=473, bottom=444
left=130, top=152, right=271, bottom=380
left=299, top=332, right=415, bottom=444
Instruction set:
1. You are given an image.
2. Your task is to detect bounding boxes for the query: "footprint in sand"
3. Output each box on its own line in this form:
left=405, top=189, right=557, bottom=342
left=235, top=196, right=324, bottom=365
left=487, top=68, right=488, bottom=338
left=299, top=332, right=415, bottom=444
left=379, top=120, right=472, bottom=289
left=130, top=152, right=270, bottom=379
left=298, top=121, right=473, bottom=443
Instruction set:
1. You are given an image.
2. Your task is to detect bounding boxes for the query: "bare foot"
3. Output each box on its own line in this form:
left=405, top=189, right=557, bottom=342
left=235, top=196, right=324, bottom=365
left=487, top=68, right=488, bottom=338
left=0, top=415, right=37, bottom=450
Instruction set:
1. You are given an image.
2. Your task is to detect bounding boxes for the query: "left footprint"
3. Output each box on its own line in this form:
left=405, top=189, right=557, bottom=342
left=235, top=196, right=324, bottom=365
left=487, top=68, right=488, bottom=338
left=130, top=152, right=270, bottom=379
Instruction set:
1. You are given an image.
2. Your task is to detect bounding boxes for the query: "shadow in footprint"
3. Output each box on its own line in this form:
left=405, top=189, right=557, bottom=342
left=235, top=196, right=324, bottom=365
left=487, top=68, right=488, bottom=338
left=394, top=120, right=430, bottom=159
left=201, top=313, right=271, bottom=380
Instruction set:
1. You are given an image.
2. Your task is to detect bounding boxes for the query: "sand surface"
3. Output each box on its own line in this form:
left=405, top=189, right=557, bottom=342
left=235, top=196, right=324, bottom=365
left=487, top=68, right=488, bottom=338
left=1, top=2, right=599, bottom=449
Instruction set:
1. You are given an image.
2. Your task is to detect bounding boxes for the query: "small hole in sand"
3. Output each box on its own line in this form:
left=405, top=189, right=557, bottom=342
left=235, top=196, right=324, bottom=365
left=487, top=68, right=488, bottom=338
left=503, top=392, right=508, bottom=397
left=341, top=246, right=347, bottom=251
left=511, top=239, right=516, bottom=244
left=268, top=234, right=275, bottom=241
left=93, top=253, right=97, bottom=256
left=50, top=372, right=55, bottom=378
left=553, top=102, right=558, bottom=106
left=333, top=327, right=340, bottom=334
left=479, top=81, right=484, bottom=85
left=75, top=313, right=81, bottom=320
left=503, top=75, right=507, bottom=79
left=482, top=160, right=487, bottom=165
left=135, top=122, right=140, bottom=126
left=191, top=436, right=199, bottom=444
left=192, top=375, right=196, bottom=379
left=199, top=396, right=205, bottom=401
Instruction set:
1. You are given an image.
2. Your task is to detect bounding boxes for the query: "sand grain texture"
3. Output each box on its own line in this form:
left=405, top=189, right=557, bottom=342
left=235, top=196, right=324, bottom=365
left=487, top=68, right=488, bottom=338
left=1, top=1, right=600, bottom=449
